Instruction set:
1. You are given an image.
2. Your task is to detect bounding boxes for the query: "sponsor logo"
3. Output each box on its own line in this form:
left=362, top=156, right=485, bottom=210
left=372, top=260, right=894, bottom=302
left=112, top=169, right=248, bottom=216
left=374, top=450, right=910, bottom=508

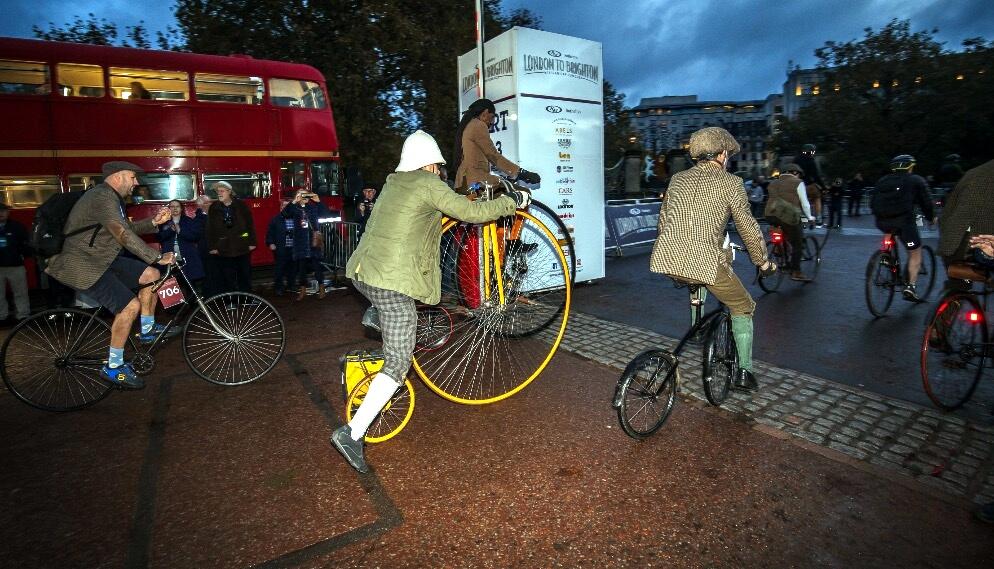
left=558, top=187, right=573, bottom=195
left=545, top=105, right=563, bottom=113
left=558, top=152, right=571, bottom=160
left=555, top=177, right=575, bottom=184
left=629, top=208, right=643, bottom=215
left=557, top=199, right=574, bottom=210
left=555, top=127, right=574, bottom=135
left=460, top=71, right=478, bottom=94
left=556, top=165, right=575, bottom=173
left=558, top=212, right=576, bottom=220
left=547, top=49, right=562, bottom=57
left=557, top=138, right=572, bottom=149
left=565, top=108, right=582, bottom=115
left=484, top=56, right=513, bottom=80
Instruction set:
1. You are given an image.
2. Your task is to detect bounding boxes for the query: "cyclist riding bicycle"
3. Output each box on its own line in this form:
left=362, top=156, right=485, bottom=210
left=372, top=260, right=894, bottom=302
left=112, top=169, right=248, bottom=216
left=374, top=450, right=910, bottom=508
left=650, top=127, right=776, bottom=392
left=764, top=162, right=816, bottom=282
left=870, top=154, right=937, bottom=302
left=45, top=161, right=176, bottom=390
left=452, top=98, right=541, bottom=193
left=332, top=130, right=531, bottom=474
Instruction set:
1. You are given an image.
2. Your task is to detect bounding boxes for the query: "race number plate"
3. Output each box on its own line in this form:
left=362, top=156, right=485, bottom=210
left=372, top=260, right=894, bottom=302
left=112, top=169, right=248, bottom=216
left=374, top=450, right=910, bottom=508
left=156, top=277, right=186, bottom=308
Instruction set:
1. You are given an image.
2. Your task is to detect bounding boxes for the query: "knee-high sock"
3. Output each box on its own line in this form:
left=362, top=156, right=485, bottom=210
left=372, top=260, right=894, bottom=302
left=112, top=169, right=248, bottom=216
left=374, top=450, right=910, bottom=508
left=731, top=315, right=753, bottom=372
left=348, top=372, right=399, bottom=440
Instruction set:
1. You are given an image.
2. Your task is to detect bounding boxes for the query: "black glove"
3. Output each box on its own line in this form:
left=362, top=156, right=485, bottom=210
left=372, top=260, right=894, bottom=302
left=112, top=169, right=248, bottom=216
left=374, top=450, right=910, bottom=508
left=516, top=169, right=541, bottom=185
left=759, top=261, right=778, bottom=277
left=507, top=188, right=532, bottom=209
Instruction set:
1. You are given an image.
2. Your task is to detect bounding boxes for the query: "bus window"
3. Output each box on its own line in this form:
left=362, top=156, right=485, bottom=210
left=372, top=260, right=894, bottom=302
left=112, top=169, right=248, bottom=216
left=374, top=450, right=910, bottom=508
left=0, top=60, right=50, bottom=96
left=140, top=173, right=195, bottom=201
left=0, top=176, right=60, bottom=208
left=195, top=73, right=263, bottom=105
left=57, top=63, right=105, bottom=98
left=310, top=161, right=339, bottom=196
left=203, top=173, right=271, bottom=199
left=68, top=174, right=104, bottom=191
left=109, top=67, right=189, bottom=101
left=269, top=79, right=326, bottom=109
left=280, top=161, right=306, bottom=191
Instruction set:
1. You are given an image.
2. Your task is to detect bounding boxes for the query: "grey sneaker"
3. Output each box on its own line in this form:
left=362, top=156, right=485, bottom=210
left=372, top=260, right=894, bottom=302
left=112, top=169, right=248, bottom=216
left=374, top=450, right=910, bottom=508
left=331, top=425, right=369, bottom=473
left=361, top=307, right=381, bottom=332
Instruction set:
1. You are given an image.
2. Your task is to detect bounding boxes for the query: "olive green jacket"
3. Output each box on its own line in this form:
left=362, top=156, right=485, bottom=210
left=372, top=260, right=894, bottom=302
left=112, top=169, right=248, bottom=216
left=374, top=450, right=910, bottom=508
left=346, top=170, right=516, bottom=304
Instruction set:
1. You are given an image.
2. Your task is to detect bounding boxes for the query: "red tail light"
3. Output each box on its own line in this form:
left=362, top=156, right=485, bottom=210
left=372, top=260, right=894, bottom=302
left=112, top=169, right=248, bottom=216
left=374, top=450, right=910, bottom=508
left=966, top=310, right=982, bottom=324
left=771, top=231, right=783, bottom=243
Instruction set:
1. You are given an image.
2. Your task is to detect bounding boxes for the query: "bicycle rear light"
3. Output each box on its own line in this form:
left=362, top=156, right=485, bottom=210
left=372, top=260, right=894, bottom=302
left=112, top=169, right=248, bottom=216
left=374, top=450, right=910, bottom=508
left=966, top=310, right=983, bottom=324
left=882, top=237, right=893, bottom=247
left=771, top=231, right=783, bottom=243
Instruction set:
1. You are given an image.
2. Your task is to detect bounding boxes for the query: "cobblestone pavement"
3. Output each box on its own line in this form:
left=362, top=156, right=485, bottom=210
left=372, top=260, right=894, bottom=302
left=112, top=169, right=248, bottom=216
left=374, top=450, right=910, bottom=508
left=553, top=310, right=994, bottom=506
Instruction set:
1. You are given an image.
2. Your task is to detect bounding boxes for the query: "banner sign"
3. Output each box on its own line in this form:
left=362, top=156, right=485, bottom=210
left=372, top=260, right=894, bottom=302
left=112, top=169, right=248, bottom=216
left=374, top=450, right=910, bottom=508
left=458, top=27, right=604, bottom=281
left=604, top=202, right=661, bottom=252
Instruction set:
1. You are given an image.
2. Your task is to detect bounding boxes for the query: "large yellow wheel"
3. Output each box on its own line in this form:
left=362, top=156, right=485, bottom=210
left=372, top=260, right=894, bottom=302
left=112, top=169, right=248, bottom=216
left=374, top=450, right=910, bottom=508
left=413, top=210, right=571, bottom=404
left=345, top=374, right=416, bottom=443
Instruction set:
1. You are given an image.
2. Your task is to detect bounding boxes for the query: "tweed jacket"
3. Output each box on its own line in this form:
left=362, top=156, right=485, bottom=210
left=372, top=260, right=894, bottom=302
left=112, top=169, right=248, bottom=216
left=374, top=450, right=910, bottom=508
left=46, top=184, right=159, bottom=290
left=939, top=158, right=994, bottom=259
left=649, top=162, right=768, bottom=286
left=454, top=117, right=521, bottom=191
left=346, top=169, right=516, bottom=304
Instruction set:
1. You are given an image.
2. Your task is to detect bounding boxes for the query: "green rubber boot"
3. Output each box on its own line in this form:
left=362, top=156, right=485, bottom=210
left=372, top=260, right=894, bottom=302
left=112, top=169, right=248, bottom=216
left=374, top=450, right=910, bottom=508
left=730, top=315, right=753, bottom=372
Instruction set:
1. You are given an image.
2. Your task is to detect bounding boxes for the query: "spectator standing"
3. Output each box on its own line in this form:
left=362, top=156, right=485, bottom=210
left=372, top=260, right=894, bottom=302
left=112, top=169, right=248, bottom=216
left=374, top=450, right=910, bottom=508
left=194, top=195, right=220, bottom=297
left=746, top=178, right=765, bottom=218
left=207, top=182, right=256, bottom=293
left=357, top=186, right=377, bottom=230
left=795, top=144, right=826, bottom=226
left=266, top=198, right=295, bottom=296
left=285, top=190, right=327, bottom=300
left=826, top=177, right=846, bottom=228
left=156, top=200, right=204, bottom=287
left=847, top=172, right=865, bottom=217
left=0, top=203, right=32, bottom=324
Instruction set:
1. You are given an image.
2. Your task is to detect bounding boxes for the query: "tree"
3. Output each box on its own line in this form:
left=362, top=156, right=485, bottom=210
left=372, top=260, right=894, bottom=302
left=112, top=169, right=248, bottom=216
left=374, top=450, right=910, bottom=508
left=776, top=19, right=994, bottom=179
left=33, top=13, right=181, bottom=50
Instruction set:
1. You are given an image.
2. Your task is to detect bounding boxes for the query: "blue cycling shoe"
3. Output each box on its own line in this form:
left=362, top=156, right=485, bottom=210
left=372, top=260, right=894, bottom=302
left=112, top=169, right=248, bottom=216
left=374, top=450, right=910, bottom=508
left=137, top=323, right=177, bottom=344
left=99, top=364, right=145, bottom=390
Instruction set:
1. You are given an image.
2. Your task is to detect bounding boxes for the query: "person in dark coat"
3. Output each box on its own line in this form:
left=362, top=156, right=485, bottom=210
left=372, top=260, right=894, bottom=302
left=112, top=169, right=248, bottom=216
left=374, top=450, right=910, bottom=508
left=284, top=190, right=327, bottom=300
left=265, top=198, right=295, bottom=296
left=157, top=200, right=205, bottom=284
left=206, top=182, right=256, bottom=293
left=194, top=195, right=220, bottom=298
left=846, top=172, right=865, bottom=217
left=825, top=177, right=845, bottom=228
left=0, top=202, right=32, bottom=323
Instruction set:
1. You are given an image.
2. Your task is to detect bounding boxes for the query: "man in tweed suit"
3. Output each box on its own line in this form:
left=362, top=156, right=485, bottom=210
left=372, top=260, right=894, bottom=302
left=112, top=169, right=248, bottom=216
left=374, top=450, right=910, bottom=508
left=938, top=158, right=994, bottom=267
left=650, top=127, right=775, bottom=391
left=46, top=161, right=175, bottom=389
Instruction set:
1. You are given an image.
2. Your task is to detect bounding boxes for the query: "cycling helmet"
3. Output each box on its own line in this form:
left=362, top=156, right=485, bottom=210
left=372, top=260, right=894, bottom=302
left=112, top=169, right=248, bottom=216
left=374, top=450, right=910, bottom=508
left=945, top=153, right=960, bottom=162
left=889, top=154, right=916, bottom=171
left=783, top=163, right=805, bottom=176
left=801, top=143, right=817, bottom=154
left=688, top=127, right=740, bottom=161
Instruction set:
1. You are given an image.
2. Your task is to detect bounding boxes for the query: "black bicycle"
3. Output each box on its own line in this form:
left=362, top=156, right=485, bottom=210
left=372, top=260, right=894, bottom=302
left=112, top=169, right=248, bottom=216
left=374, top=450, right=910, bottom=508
left=1, top=259, right=286, bottom=412
left=865, top=222, right=937, bottom=317
left=613, top=268, right=741, bottom=439
left=757, top=224, right=826, bottom=292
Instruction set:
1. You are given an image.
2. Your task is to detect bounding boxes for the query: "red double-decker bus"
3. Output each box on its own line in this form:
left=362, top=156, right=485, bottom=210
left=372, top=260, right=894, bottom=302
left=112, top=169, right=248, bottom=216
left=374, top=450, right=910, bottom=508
left=0, top=37, right=344, bottom=284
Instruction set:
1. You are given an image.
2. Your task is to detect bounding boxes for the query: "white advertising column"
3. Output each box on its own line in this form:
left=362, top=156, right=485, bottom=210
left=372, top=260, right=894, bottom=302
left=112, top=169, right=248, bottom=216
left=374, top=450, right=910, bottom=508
left=458, top=27, right=605, bottom=281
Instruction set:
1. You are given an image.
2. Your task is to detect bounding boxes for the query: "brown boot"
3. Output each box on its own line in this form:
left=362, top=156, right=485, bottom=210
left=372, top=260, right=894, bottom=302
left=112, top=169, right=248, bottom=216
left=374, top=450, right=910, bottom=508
left=318, top=283, right=327, bottom=299
left=295, top=286, right=307, bottom=301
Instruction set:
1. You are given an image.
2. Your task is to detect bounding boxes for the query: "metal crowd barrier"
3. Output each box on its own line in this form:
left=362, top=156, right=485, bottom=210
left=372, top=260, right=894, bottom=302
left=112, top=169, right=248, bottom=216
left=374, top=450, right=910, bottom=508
left=320, top=221, right=362, bottom=282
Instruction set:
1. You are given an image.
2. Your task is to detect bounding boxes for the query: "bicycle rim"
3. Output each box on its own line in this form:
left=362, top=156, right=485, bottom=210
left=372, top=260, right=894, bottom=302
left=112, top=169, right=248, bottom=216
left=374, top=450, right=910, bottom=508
left=758, top=241, right=784, bottom=292
left=702, top=313, right=735, bottom=405
left=921, top=294, right=987, bottom=410
left=865, top=251, right=895, bottom=316
left=414, top=211, right=571, bottom=404
left=183, top=292, right=286, bottom=385
left=0, top=309, right=112, bottom=411
left=345, top=375, right=416, bottom=443
left=617, top=350, right=677, bottom=439
left=801, top=236, right=821, bottom=281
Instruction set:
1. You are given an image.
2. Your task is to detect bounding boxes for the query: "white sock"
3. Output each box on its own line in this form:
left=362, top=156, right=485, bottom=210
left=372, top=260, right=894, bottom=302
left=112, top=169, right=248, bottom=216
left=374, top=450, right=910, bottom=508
left=348, top=373, right=399, bottom=440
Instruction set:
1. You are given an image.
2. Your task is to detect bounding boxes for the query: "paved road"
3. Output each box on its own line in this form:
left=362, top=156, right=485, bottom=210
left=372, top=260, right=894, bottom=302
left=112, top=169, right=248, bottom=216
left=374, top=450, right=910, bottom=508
left=573, top=214, right=994, bottom=424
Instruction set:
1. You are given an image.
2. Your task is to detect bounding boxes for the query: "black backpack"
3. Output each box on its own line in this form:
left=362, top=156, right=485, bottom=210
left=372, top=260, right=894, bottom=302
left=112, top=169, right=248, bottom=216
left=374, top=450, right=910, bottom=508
left=870, top=174, right=912, bottom=218
left=30, top=191, right=101, bottom=258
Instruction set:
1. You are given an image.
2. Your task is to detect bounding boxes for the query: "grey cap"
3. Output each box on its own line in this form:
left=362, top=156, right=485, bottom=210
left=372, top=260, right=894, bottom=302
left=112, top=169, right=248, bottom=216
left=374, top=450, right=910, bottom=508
left=102, top=161, right=144, bottom=177
left=213, top=180, right=233, bottom=190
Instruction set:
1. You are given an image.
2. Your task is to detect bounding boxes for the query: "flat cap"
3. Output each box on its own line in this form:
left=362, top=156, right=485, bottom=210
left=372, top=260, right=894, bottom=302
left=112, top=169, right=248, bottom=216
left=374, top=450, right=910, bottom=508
left=213, top=180, right=233, bottom=190
left=102, top=161, right=144, bottom=177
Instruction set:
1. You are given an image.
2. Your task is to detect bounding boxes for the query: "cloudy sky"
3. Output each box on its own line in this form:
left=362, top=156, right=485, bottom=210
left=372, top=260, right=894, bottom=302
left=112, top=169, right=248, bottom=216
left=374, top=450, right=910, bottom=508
left=4, top=0, right=994, bottom=107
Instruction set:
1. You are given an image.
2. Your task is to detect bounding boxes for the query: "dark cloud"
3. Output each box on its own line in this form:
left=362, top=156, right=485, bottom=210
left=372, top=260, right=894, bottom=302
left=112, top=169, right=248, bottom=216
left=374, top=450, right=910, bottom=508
left=1, top=0, right=174, bottom=43
left=504, top=0, right=994, bottom=106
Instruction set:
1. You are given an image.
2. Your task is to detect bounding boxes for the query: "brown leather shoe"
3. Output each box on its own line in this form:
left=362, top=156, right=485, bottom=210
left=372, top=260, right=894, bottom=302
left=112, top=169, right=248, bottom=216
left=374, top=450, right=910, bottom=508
left=295, top=286, right=307, bottom=301
left=318, top=283, right=327, bottom=299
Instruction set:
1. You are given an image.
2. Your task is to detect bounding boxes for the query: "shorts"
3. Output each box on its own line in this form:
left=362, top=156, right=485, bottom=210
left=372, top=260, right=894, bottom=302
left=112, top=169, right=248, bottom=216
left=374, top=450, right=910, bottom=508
left=875, top=217, right=921, bottom=250
left=81, top=255, right=149, bottom=313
